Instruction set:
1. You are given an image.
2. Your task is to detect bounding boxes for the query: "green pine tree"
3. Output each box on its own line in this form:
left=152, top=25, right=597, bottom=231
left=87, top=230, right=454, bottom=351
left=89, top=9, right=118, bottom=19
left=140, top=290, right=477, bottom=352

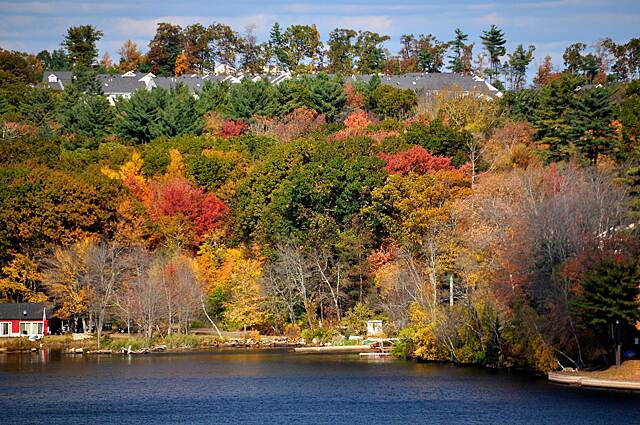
left=568, top=87, right=614, bottom=164
left=115, top=87, right=168, bottom=143
left=72, top=65, right=103, bottom=95
left=448, top=28, right=469, bottom=73
left=151, top=85, right=202, bottom=138
left=269, top=23, right=288, bottom=69
left=572, top=259, right=640, bottom=367
left=532, top=74, right=582, bottom=162
left=63, top=25, right=103, bottom=67
left=480, top=25, right=507, bottom=85
left=61, top=93, right=114, bottom=139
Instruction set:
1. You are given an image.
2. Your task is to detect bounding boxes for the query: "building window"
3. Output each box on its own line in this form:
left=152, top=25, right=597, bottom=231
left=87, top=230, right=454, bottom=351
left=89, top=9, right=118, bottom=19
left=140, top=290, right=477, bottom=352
left=19, top=322, right=43, bottom=335
left=0, top=322, right=9, bottom=336
left=48, top=74, right=58, bottom=83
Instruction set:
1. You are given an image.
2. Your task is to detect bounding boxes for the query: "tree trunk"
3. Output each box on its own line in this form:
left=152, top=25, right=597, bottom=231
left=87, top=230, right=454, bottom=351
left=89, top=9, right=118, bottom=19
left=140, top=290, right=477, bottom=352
left=449, top=275, right=454, bottom=306
left=201, top=293, right=222, bottom=338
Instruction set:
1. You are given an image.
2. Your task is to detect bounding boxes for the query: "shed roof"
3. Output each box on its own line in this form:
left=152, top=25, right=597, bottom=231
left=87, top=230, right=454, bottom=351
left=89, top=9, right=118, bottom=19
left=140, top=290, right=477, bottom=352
left=0, top=303, right=52, bottom=320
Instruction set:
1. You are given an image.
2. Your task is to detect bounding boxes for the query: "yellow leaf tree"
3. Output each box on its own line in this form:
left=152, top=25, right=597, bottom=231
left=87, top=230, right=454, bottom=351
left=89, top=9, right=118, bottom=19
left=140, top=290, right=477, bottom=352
left=174, top=52, right=189, bottom=76
left=0, top=254, right=48, bottom=302
left=197, top=244, right=266, bottom=330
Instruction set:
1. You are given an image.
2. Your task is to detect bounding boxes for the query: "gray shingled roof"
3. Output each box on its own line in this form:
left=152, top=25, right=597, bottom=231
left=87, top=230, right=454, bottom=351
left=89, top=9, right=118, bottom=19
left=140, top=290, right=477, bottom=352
left=97, top=74, right=148, bottom=94
left=0, top=303, right=52, bottom=320
left=41, top=71, right=501, bottom=98
left=345, top=73, right=501, bottom=97
left=42, top=71, right=73, bottom=90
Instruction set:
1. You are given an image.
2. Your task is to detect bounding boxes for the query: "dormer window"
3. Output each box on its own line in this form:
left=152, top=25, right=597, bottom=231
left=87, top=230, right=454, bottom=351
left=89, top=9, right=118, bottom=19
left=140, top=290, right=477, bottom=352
left=47, top=74, right=58, bottom=83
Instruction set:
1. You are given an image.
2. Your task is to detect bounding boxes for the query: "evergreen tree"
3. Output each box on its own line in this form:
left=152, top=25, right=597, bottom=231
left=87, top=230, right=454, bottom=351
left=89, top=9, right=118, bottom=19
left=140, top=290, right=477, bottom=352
left=300, top=74, right=346, bottom=121
left=532, top=74, right=582, bottom=162
left=480, top=25, right=507, bottom=84
left=228, top=79, right=278, bottom=120
left=275, top=79, right=313, bottom=115
left=49, top=49, right=70, bottom=70
left=72, top=65, right=102, bottom=95
left=572, top=259, right=640, bottom=368
left=568, top=87, right=614, bottom=164
left=63, top=25, right=103, bottom=67
left=19, top=88, right=57, bottom=124
left=269, top=22, right=288, bottom=69
left=506, top=44, right=535, bottom=90
left=196, top=81, right=230, bottom=115
left=151, top=85, right=202, bottom=138
left=448, top=28, right=469, bottom=73
left=115, top=88, right=168, bottom=143
left=60, top=92, right=114, bottom=138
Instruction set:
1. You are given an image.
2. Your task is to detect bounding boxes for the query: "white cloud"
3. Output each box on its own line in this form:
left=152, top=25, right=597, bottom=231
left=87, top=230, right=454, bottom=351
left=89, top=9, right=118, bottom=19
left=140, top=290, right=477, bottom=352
left=283, top=3, right=436, bottom=14
left=328, top=16, right=392, bottom=33
left=112, top=14, right=277, bottom=37
left=1, top=1, right=144, bottom=15
left=472, top=12, right=505, bottom=26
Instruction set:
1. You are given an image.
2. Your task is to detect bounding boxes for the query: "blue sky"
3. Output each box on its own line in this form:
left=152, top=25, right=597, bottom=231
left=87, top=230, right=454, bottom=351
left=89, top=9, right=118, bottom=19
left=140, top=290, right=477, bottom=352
left=1, top=0, right=638, bottom=72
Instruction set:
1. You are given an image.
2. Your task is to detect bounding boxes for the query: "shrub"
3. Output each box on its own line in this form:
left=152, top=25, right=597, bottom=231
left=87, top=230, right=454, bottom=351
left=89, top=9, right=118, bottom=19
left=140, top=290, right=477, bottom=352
left=284, top=323, right=301, bottom=342
left=163, top=334, right=200, bottom=349
left=368, top=85, right=417, bottom=118
left=108, top=337, right=150, bottom=351
left=341, top=303, right=374, bottom=336
left=218, top=119, right=247, bottom=139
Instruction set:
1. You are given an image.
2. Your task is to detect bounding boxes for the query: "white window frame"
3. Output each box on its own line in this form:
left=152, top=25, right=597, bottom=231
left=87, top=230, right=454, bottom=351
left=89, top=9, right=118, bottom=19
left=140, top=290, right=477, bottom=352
left=0, top=322, right=10, bottom=336
left=19, top=322, right=44, bottom=336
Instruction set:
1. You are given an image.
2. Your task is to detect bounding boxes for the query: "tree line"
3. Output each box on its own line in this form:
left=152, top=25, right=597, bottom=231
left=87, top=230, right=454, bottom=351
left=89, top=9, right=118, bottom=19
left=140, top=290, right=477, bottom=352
left=0, top=25, right=640, bottom=370
left=4, top=22, right=640, bottom=92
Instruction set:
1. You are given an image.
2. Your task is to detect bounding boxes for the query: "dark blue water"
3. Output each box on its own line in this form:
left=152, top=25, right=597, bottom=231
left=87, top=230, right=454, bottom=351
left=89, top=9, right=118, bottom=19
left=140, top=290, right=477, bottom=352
left=1, top=349, right=639, bottom=424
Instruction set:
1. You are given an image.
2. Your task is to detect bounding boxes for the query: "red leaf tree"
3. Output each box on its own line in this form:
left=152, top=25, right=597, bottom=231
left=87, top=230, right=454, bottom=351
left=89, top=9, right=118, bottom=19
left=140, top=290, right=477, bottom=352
left=150, top=177, right=228, bottom=245
left=218, top=119, right=247, bottom=139
left=378, top=146, right=456, bottom=175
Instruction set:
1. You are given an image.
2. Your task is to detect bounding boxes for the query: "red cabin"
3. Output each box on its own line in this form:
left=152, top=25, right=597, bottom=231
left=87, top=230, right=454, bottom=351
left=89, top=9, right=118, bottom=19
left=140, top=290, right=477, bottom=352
left=0, top=303, right=50, bottom=338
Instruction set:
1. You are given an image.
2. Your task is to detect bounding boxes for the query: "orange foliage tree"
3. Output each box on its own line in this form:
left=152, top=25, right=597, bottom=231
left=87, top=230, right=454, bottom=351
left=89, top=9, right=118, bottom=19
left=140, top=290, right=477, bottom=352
left=378, top=146, right=457, bottom=175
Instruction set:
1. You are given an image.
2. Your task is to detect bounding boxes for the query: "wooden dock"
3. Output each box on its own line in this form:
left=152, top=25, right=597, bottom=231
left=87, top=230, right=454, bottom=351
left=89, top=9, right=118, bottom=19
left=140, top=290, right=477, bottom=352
left=548, top=372, right=640, bottom=390
left=294, top=345, right=373, bottom=354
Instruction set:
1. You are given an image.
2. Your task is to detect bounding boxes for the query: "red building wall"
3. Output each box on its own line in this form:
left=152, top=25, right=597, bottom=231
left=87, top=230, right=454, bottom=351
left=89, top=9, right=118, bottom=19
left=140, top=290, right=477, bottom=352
left=9, top=320, right=48, bottom=335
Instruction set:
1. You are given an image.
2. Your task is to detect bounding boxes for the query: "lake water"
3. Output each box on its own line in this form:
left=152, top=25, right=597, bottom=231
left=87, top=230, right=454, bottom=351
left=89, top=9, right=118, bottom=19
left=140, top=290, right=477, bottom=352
left=1, top=349, right=639, bottom=424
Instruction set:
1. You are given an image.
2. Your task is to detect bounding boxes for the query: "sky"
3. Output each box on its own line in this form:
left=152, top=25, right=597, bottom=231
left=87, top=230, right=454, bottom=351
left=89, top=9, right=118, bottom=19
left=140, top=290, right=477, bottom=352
left=1, top=0, right=639, bottom=72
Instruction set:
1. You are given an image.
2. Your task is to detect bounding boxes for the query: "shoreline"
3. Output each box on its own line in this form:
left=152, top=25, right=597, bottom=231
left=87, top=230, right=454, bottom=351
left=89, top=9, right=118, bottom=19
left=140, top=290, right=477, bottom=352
left=548, top=372, right=640, bottom=391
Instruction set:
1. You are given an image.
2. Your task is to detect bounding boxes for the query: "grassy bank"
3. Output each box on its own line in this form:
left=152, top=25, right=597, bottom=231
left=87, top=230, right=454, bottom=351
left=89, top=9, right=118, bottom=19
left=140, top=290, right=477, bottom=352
left=0, top=331, right=291, bottom=352
left=564, top=360, right=640, bottom=382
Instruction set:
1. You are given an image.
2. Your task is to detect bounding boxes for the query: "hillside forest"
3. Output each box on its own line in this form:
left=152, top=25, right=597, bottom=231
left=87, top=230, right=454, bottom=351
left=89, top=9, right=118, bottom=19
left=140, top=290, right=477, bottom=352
left=1, top=23, right=640, bottom=371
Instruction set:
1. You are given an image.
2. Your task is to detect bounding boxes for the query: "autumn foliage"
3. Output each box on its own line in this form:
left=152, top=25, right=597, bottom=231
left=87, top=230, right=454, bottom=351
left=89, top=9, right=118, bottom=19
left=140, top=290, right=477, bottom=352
left=149, top=177, right=227, bottom=243
left=252, top=107, right=326, bottom=142
left=103, top=151, right=227, bottom=248
left=378, top=146, right=456, bottom=175
left=218, top=118, right=247, bottom=138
